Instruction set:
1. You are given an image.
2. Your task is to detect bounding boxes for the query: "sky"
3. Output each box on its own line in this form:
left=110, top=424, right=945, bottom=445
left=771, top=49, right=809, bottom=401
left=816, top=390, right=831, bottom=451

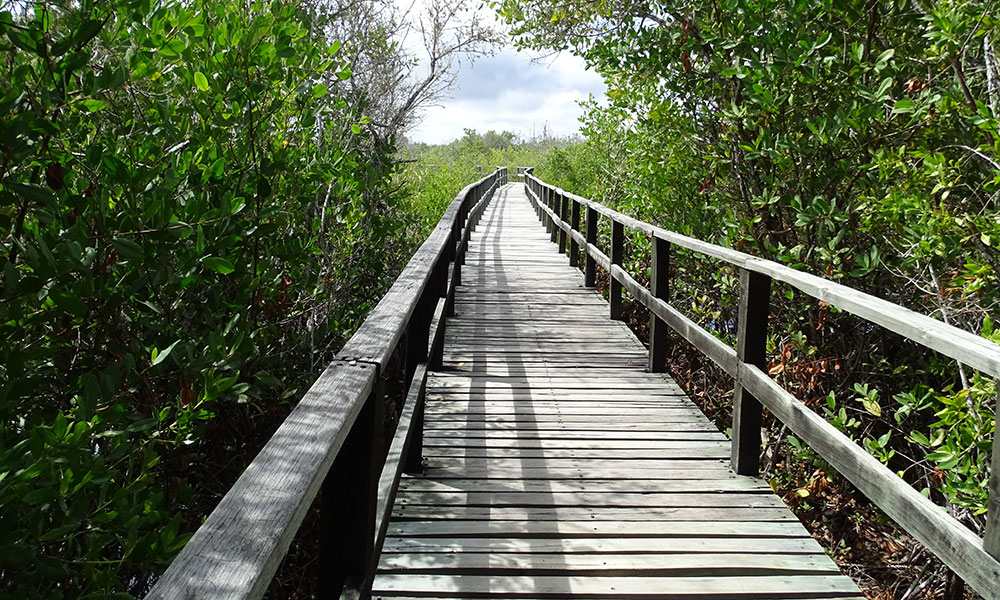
left=402, top=42, right=607, bottom=145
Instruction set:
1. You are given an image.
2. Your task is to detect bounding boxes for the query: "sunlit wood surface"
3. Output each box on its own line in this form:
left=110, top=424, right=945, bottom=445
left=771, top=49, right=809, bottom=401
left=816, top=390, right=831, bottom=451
left=370, top=184, right=863, bottom=599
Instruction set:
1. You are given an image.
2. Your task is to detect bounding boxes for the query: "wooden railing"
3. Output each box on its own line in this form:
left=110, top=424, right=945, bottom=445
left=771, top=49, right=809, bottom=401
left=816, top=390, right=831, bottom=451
left=146, top=168, right=508, bottom=600
left=524, top=170, right=1000, bottom=599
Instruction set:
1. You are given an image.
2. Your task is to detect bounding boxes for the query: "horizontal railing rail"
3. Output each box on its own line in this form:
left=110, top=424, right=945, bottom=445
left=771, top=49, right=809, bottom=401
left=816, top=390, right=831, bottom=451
left=146, top=168, right=508, bottom=600
left=524, top=170, right=1000, bottom=599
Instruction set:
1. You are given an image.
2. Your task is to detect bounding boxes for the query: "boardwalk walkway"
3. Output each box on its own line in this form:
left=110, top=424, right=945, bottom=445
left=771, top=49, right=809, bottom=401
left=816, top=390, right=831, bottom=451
left=370, top=184, right=863, bottom=599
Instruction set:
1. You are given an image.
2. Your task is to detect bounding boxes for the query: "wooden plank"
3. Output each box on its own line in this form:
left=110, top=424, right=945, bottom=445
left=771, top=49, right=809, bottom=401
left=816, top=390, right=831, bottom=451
left=420, top=457, right=733, bottom=470
left=417, top=439, right=727, bottom=451
left=390, top=506, right=799, bottom=522
left=371, top=574, right=863, bottom=597
left=380, top=536, right=818, bottom=554
left=377, top=552, right=840, bottom=575
left=419, top=467, right=742, bottom=480
left=422, top=421, right=717, bottom=431
left=422, top=431, right=723, bottom=440
left=421, top=448, right=731, bottom=460
left=394, top=491, right=779, bottom=509
left=385, top=519, right=811, bottom=538
left=397, top=478, right=769, bottom=493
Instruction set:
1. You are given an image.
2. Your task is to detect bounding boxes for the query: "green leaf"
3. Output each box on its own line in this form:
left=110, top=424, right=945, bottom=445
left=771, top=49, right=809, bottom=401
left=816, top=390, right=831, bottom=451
left=126, top=417, right=158, bottom=432
left=202, top=256, right=235, bottom=274
left=8, top=182, right=56, bottom=205
left=111, top=237, right=144, bottom=261
left=351, top=123, right=361, bottom=134
left=72, top=19, right=104, bottom=47
left=875, top=48, right=895, bottom=66
left=80, top=98, right=108, bottom=112
left=151, top=340, right=180, bottom=366
left=861, top=398, right=881, bottom=417
left=194, top=71, right=209, bottom=92
left=892, top=99, right=915, bottom=114
left=160, top=39, right=186, bottom=58
left=312, top=83, right=328, bottom=98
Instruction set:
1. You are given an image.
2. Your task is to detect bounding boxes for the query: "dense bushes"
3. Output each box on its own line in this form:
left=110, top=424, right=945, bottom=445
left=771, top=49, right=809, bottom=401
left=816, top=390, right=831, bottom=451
left=0, top=0, right=413, bottom=596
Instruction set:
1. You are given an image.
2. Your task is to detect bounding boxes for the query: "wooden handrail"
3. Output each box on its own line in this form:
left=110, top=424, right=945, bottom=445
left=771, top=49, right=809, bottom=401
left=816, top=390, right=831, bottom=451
left=145, top=168, right=507, bottom=600
left=524, top=173, right=1000, bottom=599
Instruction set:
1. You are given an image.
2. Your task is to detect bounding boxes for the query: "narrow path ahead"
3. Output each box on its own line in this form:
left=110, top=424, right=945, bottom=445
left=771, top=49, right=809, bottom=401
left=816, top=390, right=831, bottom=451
left=371, top=184, right=862, bottom=599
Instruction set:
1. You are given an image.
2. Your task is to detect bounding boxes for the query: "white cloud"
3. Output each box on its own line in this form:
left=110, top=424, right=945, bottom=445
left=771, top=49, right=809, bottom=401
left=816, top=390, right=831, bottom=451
left=407, top=49, right=606, bottom=144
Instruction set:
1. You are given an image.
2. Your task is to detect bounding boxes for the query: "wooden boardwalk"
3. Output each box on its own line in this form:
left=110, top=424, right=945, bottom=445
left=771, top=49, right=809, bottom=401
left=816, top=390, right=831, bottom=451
left=371, top=184, right=863, bottom=599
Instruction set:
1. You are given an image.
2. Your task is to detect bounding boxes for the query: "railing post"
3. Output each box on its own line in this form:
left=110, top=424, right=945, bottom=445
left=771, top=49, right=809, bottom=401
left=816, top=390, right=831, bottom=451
left=558, top=193, right=568, bottom=255
left=731, top=269, right=771, bottom=475
left=570, top=199, right=581, bottom=269
left=549, top=189, right=559, bottom=244
left=585, top=206, right=598, bottom=287
left=322, top=373, right=383, bottom=595
left=451, top=218, right=462, bottom=291
left=447, top=217, right=460, bottom=316
left=986, top=384, right=1000, bottom=559
left=431, top=258, right=448, bottom=370
left=649, top=236, right=670, bottom=373
left=610, top=219, right=624, bottom=321
left=404, top=371, right=427, bottom=474
left=538, top=185, right=556, bottom=234
left=403, top=281, right=435, bottom=475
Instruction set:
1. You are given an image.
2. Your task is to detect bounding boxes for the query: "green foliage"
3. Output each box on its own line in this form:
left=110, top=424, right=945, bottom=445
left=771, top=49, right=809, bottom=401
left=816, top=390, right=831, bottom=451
left=0, top=0, right=409, bottom=596
left=499, top=0, right=1000, bottom=523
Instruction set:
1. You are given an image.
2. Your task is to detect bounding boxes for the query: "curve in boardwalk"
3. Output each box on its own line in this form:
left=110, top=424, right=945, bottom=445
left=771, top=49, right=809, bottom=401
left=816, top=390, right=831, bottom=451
left=371, top=184, right=863, bottom=599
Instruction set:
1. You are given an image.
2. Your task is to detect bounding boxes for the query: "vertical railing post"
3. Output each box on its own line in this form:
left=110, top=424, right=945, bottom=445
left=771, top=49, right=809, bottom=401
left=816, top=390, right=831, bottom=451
left=986, top=385, right=1000, bottom=559
left=558, top=193, right=568, bottom=255
left=549, top=189, right=559, bottom=244
left=404, top=370, right=427, bottom=474
left=585, top=206, right=598, bottom=288
left=431, top=258, right=448, bottom=370
left=322, top=370, right=382, bottom=595
left=448, top=217, right=461, bottom=314
left=570, top=199, right=581, bottom=269
left=649, top=236, right=670, bottom=373
left=610, top=219, right=624, bottom=321
left=731, top=269, right=771, bottom=475
left=545, top=186, right=554, bottom=234
left=403, top=286, right=434, bottom=474
left=543, top=186, right=552, bottom=235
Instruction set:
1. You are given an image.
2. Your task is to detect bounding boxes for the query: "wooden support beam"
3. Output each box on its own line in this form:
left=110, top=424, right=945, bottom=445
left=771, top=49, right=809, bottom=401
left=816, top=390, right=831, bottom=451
left=550, top=189, right=559, bottom=244
left=558, top=193, right=568, bottom=255
left=585, top=206, right=598, bottom=287
left=648, top=237, right=670, bottom=373
left=570, top=199, right=581, bottom=269
left=323, top=380, right=383, bottom=595
left=731, top=269, right=771, bottom=476
left=610, top=219, right=624, bottom=321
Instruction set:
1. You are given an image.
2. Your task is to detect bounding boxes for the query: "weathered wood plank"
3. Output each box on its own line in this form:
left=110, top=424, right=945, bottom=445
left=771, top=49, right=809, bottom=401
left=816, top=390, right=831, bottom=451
left=380, top=536, right=818, bottom=554
left=377, top=552, right=840, bottom=575
left=385, top=519, right=810, bottom=538
left=390, top=505, right=799, bottom=522
left=397, top=478, right=768, bottom=493
left=371, top=574, right=861, bottom=596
